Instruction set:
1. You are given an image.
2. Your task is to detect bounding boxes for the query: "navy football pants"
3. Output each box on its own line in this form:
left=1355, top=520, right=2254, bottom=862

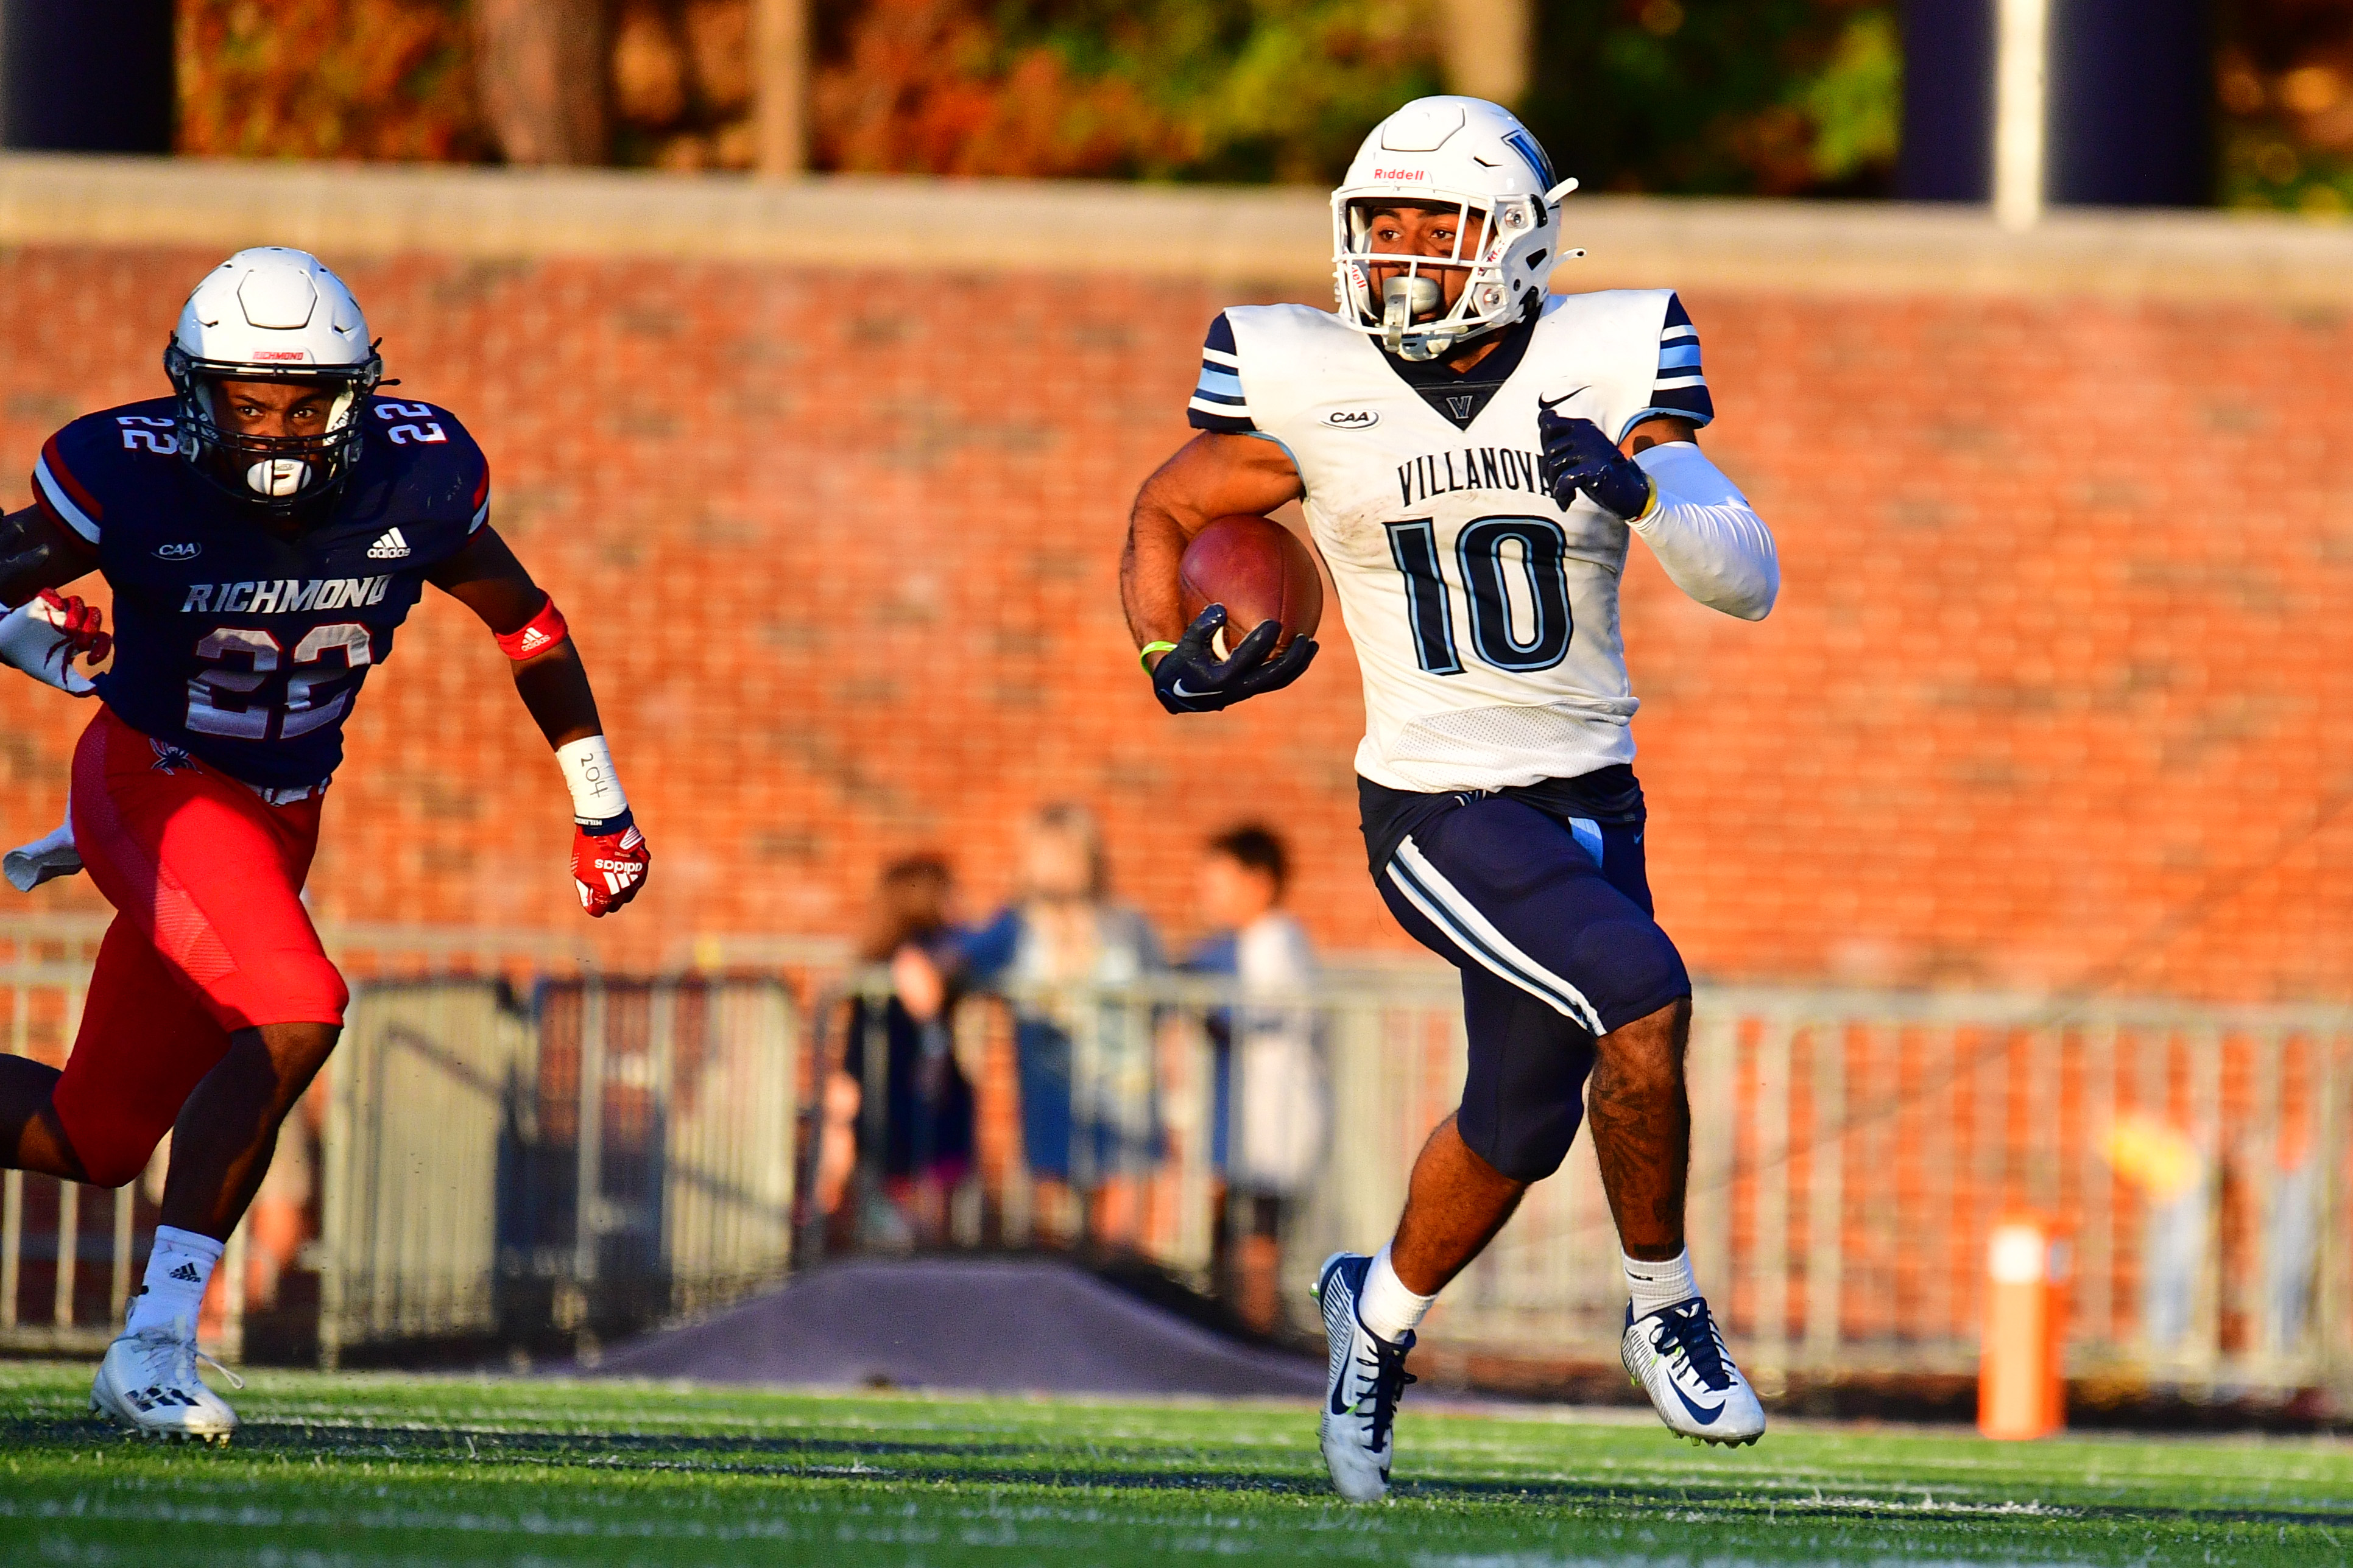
left=1375, top=794, right=1692, bottom=1183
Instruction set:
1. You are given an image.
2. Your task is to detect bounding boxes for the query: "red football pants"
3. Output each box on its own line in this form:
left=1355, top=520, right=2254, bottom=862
left=50, top=706, right=347, bottom=1187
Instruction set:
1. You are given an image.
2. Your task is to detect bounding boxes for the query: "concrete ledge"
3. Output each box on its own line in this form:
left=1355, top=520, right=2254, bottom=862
left=2, top=152, right=2351, bottom=303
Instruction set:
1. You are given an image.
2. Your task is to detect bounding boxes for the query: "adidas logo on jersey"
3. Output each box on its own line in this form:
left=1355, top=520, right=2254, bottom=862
left=366, top=528, right=411, bottom=561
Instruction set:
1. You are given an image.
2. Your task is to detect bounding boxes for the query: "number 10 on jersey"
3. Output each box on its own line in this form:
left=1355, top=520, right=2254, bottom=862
left=1386, top=516, right=1574, bottom=675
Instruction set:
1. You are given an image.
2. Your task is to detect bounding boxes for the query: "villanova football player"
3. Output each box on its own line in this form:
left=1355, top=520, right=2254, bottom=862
left=0, top=248, right=651, bottom=1440
left=1120, top=99, right=1780, bottom=1497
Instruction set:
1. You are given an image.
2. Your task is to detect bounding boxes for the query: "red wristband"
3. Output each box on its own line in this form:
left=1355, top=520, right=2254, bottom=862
left=493, top=595, right=569, bottom=659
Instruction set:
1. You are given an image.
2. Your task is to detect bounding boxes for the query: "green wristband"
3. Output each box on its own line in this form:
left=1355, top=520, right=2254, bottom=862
left=1138, top=641, right=1178, bottom=673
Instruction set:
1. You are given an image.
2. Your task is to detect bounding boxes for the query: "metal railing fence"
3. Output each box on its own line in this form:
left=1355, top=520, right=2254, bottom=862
left=0, top=920, right=806, bottom=1366
left=0, top=920, right=624, bottom=1361
left=0, top=957, right=127, bottom=1356
left=320, top=975, right=800, bottom=1365
left=4, top=908, right=2349, bottom=1401
left=820, top=968, right=2353, bottom=1398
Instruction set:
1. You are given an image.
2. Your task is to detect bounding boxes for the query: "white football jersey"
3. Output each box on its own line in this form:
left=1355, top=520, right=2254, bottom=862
left=1188, top=289, right=1713, bottom=793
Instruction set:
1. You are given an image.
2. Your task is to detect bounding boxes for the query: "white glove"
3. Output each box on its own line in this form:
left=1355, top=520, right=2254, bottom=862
left=0, top=590, right=108, bottom=696
left=3, top=820, right=81, bottom=891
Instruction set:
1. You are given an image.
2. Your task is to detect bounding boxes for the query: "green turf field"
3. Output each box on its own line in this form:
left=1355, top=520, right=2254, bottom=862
left=2, top=1363, right=2349, bottom=1566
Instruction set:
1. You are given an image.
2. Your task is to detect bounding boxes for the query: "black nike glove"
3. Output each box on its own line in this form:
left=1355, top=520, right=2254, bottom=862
left=1537, top=406, right=1655, bottom=520
left=1149, top=603, right=1318, bottom=715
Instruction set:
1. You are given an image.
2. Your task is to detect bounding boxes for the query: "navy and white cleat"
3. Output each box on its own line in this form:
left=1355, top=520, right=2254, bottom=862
left=1311, top=1251, right=1417, bottom=1503
left=1621, top=1295, right=1764, bottom=1447
left=91, top=1319, right=242, bottom=1444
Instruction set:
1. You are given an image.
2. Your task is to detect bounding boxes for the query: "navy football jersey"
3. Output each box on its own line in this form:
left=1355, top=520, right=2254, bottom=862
left=31, top=395, right=492, bottom=789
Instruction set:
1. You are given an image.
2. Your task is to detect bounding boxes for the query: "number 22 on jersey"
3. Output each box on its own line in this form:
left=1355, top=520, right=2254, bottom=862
left=1385, top=515, right=1574, bottom=676
left=186, top=623, right=373, bottom=739
left=376, top=401, right=449, bottom=446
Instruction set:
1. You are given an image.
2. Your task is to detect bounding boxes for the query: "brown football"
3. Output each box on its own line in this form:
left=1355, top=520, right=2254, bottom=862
left=1177, top=514, right=1324, bottom=660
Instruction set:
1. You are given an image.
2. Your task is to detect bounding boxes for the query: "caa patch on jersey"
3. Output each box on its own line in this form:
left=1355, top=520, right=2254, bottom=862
left=32, top=395, right=492, bottom=789
left=1189, top=290, right=1711, bottom=795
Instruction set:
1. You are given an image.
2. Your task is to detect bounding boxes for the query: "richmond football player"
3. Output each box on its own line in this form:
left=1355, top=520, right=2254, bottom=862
left=0, top=247, right=650, bottom=1441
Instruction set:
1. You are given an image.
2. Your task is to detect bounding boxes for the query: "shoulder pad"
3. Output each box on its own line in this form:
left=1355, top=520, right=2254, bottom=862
left=1188, top=311, right=1255, bottom=434
left=1202, top=306, right=1371, bottom=438
left=362, top=398, right=492, bottom=533
left=32, top=399, right=182, bottom=545
left=1533, top=290, right=1713, bottom=438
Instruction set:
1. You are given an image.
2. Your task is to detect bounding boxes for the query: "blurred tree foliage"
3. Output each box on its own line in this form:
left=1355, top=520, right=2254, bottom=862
left=1523, top=0, right=1899, bottom=195
left=169, top=0, right=1900, bottom=195
left=811, top=0, right=1897, bottom=189
left=2218, top=0, right=2353, bottom=214
left=178, top=0, right=485, bottom=161
left=810, top=0, right=1442, bottom=180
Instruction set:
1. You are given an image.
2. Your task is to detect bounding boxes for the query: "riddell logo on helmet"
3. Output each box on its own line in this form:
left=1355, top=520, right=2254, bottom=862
left=1374, top=168, right=1427, bottom=181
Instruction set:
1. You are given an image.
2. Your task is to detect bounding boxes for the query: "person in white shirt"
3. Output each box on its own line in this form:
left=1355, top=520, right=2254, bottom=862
left=1188, top=824, right=1324, bottom=1331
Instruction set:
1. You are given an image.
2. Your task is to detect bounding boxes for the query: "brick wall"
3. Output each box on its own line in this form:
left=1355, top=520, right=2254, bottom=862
left=2, top=175, right=2350, bottom=1000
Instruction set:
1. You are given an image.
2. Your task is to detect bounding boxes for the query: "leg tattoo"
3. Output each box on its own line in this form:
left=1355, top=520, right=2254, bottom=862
left=1587, top=997, right=1692, bottom=1262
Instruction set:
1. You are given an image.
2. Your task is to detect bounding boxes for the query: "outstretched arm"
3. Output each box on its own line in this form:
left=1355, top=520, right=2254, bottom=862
left=428, top=527, right=602, bottom=745
left=428, top=527, right=649, bottom=916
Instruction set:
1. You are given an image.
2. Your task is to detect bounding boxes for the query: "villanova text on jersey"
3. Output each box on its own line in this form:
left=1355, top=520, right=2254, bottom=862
left=1395, top=446, right=1548, bottom=507
left=32, top=397, right=492, bottom=789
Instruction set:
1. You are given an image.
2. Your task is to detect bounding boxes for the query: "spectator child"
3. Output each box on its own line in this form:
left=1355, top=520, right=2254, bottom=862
left=1188, top=823, right=1325, bottom=1330
left=956, top=804, right=1163, bottom=1233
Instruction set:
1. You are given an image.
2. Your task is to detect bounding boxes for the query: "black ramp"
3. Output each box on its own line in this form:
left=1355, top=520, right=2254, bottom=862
left=586, top=1257, right=1327, bottom=1397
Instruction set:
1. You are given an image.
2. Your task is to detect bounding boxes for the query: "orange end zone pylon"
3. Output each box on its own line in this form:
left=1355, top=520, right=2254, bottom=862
left=1979, top=1214, right=2069, bottom=1440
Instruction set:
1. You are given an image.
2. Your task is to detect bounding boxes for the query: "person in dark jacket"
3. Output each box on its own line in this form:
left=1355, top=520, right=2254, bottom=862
left=830, top=855, right=976, bottom=1246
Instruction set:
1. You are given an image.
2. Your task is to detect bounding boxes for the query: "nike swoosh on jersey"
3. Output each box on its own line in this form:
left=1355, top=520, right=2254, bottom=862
left=1537, top=388, right=1593, bottom=410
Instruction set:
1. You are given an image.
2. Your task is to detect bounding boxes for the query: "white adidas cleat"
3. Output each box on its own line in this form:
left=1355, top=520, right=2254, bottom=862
left=1621, top=1295, right=1765, bottom=1447
left=91, top=1318, right=242, bottom=1444
left=1312, top=1252, right=1416, bottom=1503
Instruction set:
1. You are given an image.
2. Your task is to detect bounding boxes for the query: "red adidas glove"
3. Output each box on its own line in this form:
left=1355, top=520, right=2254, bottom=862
left=572, top=814, right=649, bottom=917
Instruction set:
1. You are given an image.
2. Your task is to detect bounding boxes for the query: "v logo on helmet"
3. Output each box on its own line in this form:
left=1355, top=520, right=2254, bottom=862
left=1505, top=129, right=1555, bottom=189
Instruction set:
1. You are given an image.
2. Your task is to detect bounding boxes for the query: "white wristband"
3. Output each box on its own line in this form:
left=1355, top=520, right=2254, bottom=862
left=556, top=735, right=630, bottom=827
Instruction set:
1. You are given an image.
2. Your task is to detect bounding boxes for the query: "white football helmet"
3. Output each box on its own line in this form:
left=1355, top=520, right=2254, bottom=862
left=1332, top=97, right=1581, bottom=361
left=163, top=247, right=383, bottom=511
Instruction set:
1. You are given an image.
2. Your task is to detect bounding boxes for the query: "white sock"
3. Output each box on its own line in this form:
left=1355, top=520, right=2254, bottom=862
left=1623, top=1246, right=1699, bottom=1319
left=125, top=1226, right=223, bottom=1335
left=1355, top=1242, right=1436, bottom=1343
